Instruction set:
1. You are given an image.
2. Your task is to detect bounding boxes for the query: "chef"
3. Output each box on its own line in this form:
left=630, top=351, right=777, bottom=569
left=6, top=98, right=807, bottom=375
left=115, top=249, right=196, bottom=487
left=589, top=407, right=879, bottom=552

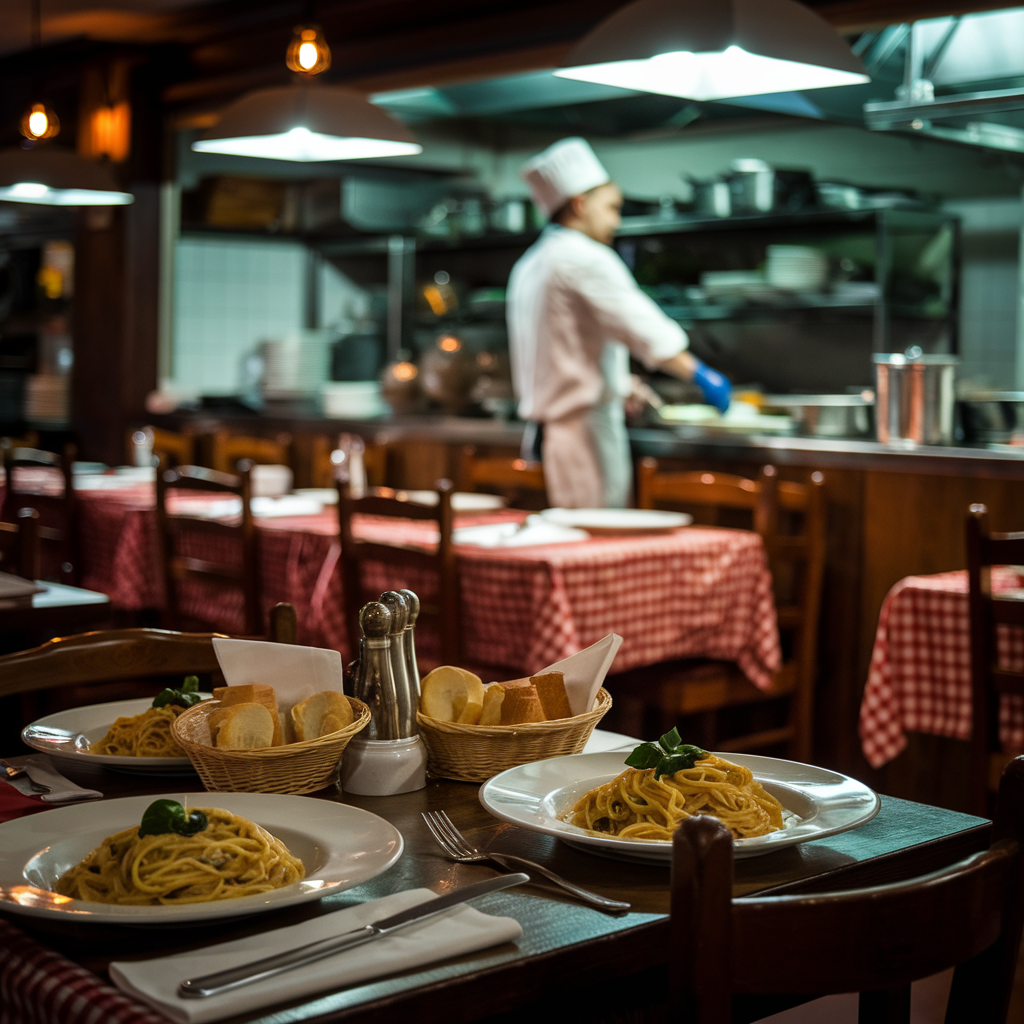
left=507, top=137, right=731, bottom=509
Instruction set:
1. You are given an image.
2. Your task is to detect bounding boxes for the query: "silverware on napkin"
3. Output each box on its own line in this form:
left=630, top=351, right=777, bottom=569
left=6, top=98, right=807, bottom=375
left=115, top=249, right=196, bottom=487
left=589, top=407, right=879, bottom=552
left=0, top=757, right=102, bottom=802
left=178, top=872, right=529, bottom=999
left=0, top=760, right=49, bottom=793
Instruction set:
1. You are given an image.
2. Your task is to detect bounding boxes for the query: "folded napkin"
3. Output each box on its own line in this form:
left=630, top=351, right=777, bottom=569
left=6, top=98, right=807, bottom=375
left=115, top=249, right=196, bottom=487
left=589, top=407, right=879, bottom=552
left=212, top=638, right=345, bottom=743
left=0, top=572, right=44, bottom=599
left=538, top=633, right=623, bottom=716
left=21, top=755, right=104, bottom=803
left=110, top=887, right=523, bottom=1024
left=453, top=515, right=589, bottom=549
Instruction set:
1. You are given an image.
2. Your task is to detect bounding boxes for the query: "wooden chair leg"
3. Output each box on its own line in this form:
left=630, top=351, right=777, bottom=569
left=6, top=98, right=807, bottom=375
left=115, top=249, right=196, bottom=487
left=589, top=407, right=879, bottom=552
left=858, top=985, right=910, bottom=1024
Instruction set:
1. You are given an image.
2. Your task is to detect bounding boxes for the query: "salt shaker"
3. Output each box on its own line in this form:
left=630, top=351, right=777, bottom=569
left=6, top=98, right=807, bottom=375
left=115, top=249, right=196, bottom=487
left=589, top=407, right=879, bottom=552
left=379, top=590, right=417, bottom=737
left=399, top=588, right=421, bottom=700
left=343, top=600, right=427, bottom=795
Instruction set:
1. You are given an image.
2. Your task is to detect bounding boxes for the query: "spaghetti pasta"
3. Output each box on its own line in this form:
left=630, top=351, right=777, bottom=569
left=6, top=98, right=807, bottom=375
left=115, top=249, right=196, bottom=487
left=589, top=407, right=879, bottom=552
left=54, top=806, right=305, bottom=905
left=91, top=706, right=187, bottom=758
left=566, top=753, right=784, bottom=840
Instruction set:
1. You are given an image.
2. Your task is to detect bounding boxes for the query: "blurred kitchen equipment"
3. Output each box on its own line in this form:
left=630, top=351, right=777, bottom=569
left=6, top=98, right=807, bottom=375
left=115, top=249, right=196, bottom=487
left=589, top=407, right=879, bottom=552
left=958, top=391, right=1024, bottom=444
left=419, top=334, right=477, bottom=413
left=687, top=175, right=731, bottom=217
left=381, top=354, right=423, bottom=414
left=874, top=347, right=959, bottom=446
left=331, top=331, right=383, bottom=382
left=261, top=332, right=331, bottom=399
left=763, top=392, right=875, bottom=438
left=321, top=381, right=386, bottom=419
left=727, top=159, right=815, bottom=215
left=489, top=198, right=528, bottom=234
left=765, top=246, right=829, bottom=291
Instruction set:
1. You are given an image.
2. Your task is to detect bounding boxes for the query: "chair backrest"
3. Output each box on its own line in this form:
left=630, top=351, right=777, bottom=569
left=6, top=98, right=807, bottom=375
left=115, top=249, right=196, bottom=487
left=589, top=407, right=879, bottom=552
left=0, top=443, right=79, bottom=584
left=0, top=431, right=40, bottom=452
left=311, top=434, right=389, bottom=489
left=459, top=445, right=547, bottom=509
left=966, top=503, right=1024, bottom=814
left=0, top=607, right=297, bottom=700
left=211, top=430, right=291, bottom=474
left=154, top=463, right=263, bottom=636
left=637, top=459, right=826, bottom=760
left=671, top=756, right=1024, bottom=1024
left=337, top=477, right=458, bottom=664
left=127, top=426, right=196, bottom=468
left=0, top=507, right=41, bottom=580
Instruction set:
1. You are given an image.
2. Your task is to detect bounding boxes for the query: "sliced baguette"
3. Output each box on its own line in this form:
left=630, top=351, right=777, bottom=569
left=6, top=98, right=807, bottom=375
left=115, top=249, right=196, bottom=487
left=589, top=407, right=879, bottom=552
left=291, top=690, right=354, bottom=742
left=420, top=666, right=485, bottom=722
left=212, top=683, right=283, bottom=746
left=212, top=702, right=274, bottom=749
left=478, top=685, right=505, bottom=726
left=531, top=671, right=573, bottom=720
left=499, top=682, right=545, bottom=725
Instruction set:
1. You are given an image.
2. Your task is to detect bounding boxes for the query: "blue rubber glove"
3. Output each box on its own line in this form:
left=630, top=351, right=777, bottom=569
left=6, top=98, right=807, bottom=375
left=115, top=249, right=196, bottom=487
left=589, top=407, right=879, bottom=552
left=693, top=359, right=731, bottom=413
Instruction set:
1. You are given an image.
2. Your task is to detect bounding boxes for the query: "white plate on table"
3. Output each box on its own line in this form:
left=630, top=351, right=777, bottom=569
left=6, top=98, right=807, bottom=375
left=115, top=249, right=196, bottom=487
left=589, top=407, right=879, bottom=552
left=479, top=751, right=880, bottom=864
left=22, top=698, right=205, bottom=774
left=539, top=508, right=691, bottom=534
left=400, top=490, right=506, bottom=512
left=0, top=792, right=403, bottom=925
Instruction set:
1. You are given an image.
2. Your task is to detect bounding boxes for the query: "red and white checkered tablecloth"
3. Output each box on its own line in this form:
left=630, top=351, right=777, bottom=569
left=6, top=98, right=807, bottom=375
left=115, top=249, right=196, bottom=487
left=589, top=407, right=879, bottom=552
left=859, top=568, right=1024, bottom=768
left=30, top=483, right=781, bottom=685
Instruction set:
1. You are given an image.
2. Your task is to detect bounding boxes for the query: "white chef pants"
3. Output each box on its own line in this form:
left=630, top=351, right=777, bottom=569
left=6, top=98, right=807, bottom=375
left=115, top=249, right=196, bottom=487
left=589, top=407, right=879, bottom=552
left=542, top=400, right=632, bottom=509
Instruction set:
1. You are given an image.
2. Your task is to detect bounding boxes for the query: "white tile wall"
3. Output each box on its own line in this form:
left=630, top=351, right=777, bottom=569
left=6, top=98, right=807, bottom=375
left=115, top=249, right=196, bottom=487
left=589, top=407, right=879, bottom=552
left=172, top=236, right=307, bottom=394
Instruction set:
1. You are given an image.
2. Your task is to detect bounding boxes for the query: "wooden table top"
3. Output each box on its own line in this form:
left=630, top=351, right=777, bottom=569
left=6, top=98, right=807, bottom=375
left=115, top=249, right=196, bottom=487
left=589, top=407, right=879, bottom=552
left=0, top=753, right=990, bottom=1024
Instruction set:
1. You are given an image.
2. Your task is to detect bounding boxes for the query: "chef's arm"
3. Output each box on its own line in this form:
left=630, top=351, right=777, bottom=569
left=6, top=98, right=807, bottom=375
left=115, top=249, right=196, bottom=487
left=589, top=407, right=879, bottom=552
left=658, top=351, right=732, bottom=413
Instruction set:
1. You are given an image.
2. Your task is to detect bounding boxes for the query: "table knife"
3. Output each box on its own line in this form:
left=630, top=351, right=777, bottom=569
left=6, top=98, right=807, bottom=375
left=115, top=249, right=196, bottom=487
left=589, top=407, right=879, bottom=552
left=178, top=871, right=529, bottom=999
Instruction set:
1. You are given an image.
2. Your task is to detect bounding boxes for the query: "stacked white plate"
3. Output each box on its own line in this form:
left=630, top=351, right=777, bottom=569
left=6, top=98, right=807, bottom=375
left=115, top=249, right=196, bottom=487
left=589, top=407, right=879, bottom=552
left=765, top=245, right=829, bottom=291
left=24, top=374, right=69, bottom=423
left=261, top=332, right=331, bottom=399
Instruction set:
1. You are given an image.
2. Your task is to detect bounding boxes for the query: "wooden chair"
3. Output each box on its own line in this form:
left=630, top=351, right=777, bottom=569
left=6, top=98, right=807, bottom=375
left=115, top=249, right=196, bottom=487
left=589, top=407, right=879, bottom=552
left=0, top=431, right=39, bottom=452
left=0, top=507, right=41, bottom=580
left=211, top=430, right=292, bottom=474
left=155, top=463, right=264, bottom=637
left=966, top=503, right=1024, bottom=815
left=629, top=459, right=826, bottom=761
left=311, top=434, right=388, bottom=489
left=126, top=425, right=195, bottom=468
left=0, top=444, right=80, bottom=585
left=671, top=756, right=1024, bottom=1024
left=0, top=607, right=297, bottom=712
left=459, top=445, right=548, bottom=509
left=337, top=477, right=458, bottom=665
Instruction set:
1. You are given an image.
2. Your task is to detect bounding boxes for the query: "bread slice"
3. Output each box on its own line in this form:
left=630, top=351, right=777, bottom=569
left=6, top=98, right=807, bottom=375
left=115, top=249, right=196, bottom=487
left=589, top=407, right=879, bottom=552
left=419, top=666, right=485, bottom=722
left=457, top=700, right=483, bottom=724
left=291, top=690, right=354, bottom=741
left=213, top=683, right=283, bottom=746
left=479, top=685, right=505, bottom=726
left=499, top=682, right=545, bottom=725
left=531, top=671, right=573, bottom=720
left=212, top=702, right=274, bottom=748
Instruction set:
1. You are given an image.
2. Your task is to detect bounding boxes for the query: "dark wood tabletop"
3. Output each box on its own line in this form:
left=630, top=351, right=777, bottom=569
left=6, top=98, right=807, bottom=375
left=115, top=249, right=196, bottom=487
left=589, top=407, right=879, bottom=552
left=0, top=752, right=991, bottom=1024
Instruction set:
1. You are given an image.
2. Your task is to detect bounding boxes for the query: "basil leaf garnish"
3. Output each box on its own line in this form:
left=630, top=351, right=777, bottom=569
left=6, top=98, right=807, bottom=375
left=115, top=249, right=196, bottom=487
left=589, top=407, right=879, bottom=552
left=625, top=735, right=709, bottom=779
left=624, top=742, right=665, bottom=769
left=138, top=799, right=208, bottom=838
left=152, top=675, right=203, bottom=710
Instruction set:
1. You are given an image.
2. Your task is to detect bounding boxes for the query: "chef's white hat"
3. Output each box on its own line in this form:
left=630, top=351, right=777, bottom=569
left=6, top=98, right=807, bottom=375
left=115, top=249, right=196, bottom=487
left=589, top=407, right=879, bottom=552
left=520, top=137, right=611, bottom=219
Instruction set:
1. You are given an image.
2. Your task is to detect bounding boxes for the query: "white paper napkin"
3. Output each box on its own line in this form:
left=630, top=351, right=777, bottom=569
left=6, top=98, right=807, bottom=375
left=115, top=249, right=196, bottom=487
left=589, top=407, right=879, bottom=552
left=453, top=515, right=589, bottom=548
left=538, top=633, right=623, bottom=716
left=22, top=756, right=103, bottom=803
left=212, top=639, right=345, bottom=744
left=110, top=887, right=523, bottom=1024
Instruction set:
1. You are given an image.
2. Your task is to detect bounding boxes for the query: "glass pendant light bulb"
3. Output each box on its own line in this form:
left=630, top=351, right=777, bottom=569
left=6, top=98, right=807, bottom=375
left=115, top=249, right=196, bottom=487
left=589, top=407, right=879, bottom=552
left=20, top=102, right=59, bottom=141
left=286, top=25, right=331, bottom=75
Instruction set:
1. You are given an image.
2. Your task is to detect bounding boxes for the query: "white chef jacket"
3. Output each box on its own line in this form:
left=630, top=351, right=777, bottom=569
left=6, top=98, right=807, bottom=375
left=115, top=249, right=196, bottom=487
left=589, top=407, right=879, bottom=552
left=507, top=224, right=688, bottom=423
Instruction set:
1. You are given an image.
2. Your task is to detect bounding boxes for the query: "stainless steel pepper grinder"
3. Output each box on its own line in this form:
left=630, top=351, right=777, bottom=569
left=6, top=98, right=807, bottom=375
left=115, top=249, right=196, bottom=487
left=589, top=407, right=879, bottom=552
left=342, top=600, right=427, bottom=796
left=399, top=588, right=421, bottom=701
left=379, top=590, right=417, bottom=737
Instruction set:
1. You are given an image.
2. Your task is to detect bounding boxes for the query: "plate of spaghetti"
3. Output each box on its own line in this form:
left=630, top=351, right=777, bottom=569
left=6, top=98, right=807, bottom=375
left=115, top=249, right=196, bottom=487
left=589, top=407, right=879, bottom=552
left=479, top=745, right=879, bottom=863
left=0, top=792, right=403, bottom=924
left=21, top=697, right=206, bottom=773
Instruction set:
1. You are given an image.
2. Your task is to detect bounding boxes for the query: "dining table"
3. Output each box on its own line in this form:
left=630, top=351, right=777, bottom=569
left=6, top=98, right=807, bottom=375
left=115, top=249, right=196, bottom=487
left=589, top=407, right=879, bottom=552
left=859, top=567, right=1024, bottom=769
left=5, top=470, right=782, bottom=685
left=0, top=743, right=992, bottom=1024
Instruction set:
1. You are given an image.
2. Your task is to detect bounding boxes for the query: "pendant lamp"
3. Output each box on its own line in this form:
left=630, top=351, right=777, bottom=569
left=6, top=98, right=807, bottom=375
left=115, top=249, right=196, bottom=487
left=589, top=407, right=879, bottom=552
left=193, top=84, right=421, bottom=161
left=0, top=146, right=133, bottom=206
left=554, top=0, right=868, bottom=101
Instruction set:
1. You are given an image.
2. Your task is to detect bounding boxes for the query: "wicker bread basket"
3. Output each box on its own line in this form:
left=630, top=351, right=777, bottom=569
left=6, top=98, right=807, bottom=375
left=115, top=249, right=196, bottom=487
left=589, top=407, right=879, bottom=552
left=172, top=696, right=370, bottom=795
left=416, top=687, right=612, bottom=783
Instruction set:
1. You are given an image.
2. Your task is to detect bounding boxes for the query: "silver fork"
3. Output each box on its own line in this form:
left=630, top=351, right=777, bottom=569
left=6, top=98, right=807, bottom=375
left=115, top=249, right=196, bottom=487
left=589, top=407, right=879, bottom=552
left=421, top=810, right=630, bottom=913
left=0, top=760, right=50, bottom=794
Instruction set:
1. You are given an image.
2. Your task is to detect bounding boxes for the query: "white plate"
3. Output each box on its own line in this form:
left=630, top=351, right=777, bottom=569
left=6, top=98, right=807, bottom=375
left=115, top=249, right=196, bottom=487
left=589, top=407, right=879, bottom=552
left=479, top=751, right=880, bottom=863
left=539, top=508, right=691, bottom=534
left=0, top=792, right=403, bottom=924
left=400, top=491, right=506, bottom=512
left=294, top=487, right=340, bottom=505
left=22, top=698, right=205, bottom=773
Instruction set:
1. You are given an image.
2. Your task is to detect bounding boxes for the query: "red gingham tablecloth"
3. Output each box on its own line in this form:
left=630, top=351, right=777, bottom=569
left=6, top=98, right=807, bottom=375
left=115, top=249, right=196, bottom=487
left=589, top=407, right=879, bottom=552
left=33, top=483, right=781, bottom=686
left=859, top=568, right=1024, bottom=768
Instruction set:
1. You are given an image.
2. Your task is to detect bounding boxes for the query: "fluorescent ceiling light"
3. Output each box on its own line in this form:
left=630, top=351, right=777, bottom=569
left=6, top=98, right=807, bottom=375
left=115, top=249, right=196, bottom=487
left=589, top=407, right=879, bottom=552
left=0, top=147, right=133, bottom=206
left=557, top=0, right=868, bottom=101
left=194, top=86, right=421, bottom=163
